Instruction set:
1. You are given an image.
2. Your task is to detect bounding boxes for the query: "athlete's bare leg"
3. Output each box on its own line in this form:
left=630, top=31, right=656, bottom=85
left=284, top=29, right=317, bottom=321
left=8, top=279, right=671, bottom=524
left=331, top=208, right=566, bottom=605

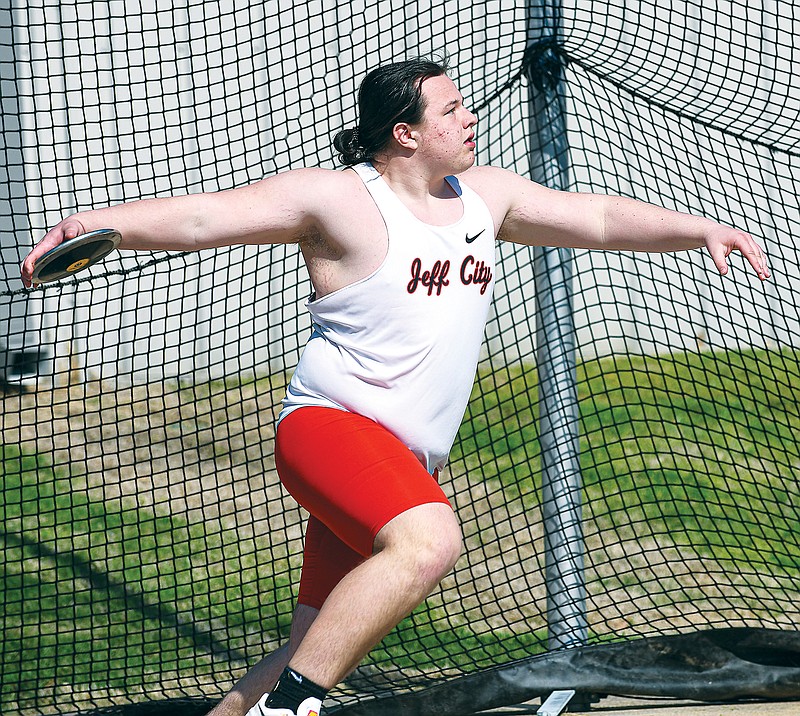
left=207, top=604, right=319, bottom=716
left=287, top=502, right=462, bottom=689
left=206, top=502, right=460, bottom=715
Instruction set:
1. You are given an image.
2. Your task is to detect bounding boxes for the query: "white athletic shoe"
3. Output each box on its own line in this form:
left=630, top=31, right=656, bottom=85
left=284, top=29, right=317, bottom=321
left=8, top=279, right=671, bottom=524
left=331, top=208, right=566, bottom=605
left=246, top=693, right=322, bottom=716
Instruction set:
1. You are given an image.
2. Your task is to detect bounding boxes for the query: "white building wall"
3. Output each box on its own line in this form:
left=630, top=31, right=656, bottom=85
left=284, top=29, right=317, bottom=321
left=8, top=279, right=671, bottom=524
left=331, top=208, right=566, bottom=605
left=1, top=0, right=797, bottom=385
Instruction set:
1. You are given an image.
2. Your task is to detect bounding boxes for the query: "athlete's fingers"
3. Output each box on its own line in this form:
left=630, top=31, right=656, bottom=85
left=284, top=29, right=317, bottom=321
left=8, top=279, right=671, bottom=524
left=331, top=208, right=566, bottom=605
left=705, top=227, right=770, bottom=281
left=20, top=218, right=86, bottom=287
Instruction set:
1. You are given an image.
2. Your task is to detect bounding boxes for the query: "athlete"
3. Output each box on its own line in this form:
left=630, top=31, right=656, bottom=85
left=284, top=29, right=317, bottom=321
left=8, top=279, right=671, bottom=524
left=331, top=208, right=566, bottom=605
left=20, top=58, right=770, bottom=716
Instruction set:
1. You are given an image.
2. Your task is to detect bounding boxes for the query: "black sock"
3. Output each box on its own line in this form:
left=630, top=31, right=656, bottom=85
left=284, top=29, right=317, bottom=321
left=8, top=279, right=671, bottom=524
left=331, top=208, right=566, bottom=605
left=264, top=667, right=327, bottom=712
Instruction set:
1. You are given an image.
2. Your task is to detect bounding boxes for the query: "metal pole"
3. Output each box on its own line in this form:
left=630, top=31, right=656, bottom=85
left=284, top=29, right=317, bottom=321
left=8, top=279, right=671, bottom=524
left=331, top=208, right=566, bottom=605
left=525, top=0, right=587, bottom=651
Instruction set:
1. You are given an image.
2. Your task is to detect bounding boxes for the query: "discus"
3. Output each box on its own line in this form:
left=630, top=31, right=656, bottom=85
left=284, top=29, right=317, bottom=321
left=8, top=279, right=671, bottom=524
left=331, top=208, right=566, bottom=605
left=30, top=228, right=122, bottom=284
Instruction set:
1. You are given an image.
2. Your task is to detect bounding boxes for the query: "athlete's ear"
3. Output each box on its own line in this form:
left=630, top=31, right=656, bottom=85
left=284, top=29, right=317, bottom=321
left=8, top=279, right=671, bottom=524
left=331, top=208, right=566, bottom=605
left=393, top=122, right=418, bottom=150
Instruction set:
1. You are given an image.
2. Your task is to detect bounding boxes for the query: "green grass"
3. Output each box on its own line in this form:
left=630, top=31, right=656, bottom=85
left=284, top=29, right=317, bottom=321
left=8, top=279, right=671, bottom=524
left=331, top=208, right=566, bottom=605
left=455, top=365, right=542, bottom=498
left=0, top=445, right=296, bottom=706
left=2, top=344, right=799, bottom=705
left=577, top=347, right=800, bottom=575
left=373, top=609, right=547, bottom=671
left=453, top=345, right=800, bottom=575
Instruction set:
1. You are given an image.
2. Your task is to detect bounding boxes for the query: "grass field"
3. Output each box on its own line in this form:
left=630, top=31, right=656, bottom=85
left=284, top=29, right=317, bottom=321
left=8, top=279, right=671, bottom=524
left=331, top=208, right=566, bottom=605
left=454, top=346, right=800, bottom=575
left=1, top=345, right=798, bottom=712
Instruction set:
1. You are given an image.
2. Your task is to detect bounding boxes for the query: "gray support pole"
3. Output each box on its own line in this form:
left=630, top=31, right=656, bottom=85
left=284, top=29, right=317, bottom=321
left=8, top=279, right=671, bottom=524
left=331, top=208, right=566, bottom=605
left=525, top=2, right=587, bottom=651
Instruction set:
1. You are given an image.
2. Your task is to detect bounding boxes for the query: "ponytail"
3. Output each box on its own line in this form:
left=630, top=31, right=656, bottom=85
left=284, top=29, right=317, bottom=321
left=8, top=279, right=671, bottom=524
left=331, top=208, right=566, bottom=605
left=332, top=127, right=366, bottom=166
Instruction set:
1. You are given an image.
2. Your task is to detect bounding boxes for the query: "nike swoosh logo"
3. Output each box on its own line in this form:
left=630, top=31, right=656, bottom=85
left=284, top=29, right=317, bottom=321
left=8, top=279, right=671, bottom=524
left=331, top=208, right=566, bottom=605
left=465, top=229, right=485, bottom=243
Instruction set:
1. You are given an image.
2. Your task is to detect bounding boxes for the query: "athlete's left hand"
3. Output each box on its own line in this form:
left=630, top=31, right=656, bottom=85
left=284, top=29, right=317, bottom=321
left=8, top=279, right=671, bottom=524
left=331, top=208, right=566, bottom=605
left=703, top=225, right=770, bottom=281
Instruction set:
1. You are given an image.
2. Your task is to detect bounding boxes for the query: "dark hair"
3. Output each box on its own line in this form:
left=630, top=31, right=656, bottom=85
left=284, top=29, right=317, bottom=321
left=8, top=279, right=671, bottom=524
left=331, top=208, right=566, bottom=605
left=333, top=56, right=450, bottom=166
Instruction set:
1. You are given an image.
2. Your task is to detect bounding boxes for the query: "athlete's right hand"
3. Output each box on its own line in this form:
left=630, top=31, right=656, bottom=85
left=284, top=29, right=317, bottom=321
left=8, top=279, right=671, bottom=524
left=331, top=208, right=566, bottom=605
left=21, top=217, right=87, bottom=288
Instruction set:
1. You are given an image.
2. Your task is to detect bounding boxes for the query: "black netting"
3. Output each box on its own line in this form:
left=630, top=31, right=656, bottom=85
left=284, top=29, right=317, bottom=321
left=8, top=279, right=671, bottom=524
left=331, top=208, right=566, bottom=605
left=1, top=2, right=798, bottom=715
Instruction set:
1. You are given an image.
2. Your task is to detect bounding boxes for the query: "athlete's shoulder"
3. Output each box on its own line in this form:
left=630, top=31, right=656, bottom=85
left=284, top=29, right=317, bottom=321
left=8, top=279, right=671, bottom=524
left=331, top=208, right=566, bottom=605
left=458, top=164, right=551, bottom=207
left=458, top=164, right=520, bottom=188
left=264, top=165, right=359, bottom=191
left=277, top=166, right=381, bottom=248
left=302, top=164, right=366, bottom=194
left=252, top=165, right=368, bottom=213
left=305, top=166, right=372, bottom=215
left=455, top=165, right=526, bottom=218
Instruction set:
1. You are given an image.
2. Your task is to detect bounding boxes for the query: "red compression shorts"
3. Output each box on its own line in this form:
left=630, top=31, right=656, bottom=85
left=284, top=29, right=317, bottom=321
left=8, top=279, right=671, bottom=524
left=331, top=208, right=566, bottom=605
left=275, top=406, right=451, bottom=610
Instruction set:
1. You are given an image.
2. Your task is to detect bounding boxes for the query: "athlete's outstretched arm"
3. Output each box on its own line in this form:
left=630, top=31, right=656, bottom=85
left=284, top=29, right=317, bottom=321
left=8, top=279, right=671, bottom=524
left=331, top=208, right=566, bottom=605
left=21, top=168, right=335, bottom=287
left=469, top=166, right=770, bottom=282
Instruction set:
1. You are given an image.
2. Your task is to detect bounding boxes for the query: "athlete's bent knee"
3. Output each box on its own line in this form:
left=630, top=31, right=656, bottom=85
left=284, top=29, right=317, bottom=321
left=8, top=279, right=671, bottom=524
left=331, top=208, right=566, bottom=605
left=412, top=525, right=462, bottom=590
left=376, top=503, right=463, bottom=587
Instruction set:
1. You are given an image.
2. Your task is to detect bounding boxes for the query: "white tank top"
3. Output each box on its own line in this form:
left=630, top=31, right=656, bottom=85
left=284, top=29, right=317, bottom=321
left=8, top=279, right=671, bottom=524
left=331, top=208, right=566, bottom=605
left=279, top=162, right=496, bottom=473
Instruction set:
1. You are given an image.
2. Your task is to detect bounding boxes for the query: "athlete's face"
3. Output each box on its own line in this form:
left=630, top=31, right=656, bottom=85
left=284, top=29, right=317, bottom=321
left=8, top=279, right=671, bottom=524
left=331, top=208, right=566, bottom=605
left=413, top=75, right=478, bottom=173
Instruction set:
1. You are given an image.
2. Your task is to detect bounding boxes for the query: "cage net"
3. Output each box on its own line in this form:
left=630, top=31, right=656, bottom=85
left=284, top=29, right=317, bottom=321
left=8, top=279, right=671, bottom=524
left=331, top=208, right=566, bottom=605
left=1, top=1, right=798, bottom=715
